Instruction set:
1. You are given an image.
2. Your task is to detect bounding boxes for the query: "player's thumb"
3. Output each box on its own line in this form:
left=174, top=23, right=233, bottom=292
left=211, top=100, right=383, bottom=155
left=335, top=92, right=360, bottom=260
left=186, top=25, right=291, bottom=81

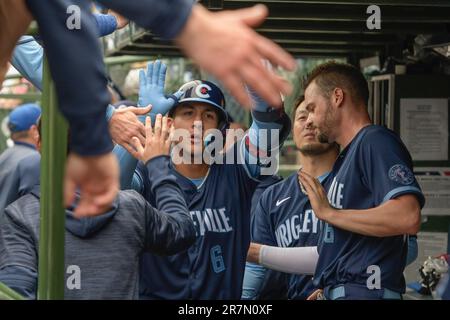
left=132, top=104, right=152, bottom=115
left=235, top=4, right=268, bottom=28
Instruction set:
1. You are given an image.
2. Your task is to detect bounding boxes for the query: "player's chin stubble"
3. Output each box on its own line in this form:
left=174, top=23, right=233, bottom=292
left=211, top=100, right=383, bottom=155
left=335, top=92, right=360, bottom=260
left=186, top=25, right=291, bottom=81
left=318, top=132, right=330, bottom=144
left=317, top=103, right=335, bottom=144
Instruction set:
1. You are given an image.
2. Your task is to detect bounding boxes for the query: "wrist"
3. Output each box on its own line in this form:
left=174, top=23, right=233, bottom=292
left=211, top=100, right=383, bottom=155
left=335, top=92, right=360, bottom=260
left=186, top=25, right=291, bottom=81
left=323, top=207, right=337, bottom=224
left=247, top=243, right=262, bottom=264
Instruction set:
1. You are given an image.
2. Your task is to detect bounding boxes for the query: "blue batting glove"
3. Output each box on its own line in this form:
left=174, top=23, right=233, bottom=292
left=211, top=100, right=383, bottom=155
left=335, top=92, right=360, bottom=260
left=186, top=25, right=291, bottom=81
left=138, top=60, right=181, bottom=119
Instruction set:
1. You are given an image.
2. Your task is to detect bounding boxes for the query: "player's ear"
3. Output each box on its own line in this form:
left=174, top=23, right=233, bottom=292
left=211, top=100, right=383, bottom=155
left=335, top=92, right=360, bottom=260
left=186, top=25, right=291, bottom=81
left=332, top=87, right=344, bottom=109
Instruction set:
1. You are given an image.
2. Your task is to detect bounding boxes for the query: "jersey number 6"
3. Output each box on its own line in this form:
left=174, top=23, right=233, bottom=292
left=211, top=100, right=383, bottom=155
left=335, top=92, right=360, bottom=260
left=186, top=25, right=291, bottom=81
left=210, top=245, right=226, bottom=273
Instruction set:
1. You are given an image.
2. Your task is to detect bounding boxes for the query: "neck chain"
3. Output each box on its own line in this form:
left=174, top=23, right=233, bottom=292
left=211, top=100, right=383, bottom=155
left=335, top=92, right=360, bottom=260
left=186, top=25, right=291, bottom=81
left=298, top=165, right=308, bottom=195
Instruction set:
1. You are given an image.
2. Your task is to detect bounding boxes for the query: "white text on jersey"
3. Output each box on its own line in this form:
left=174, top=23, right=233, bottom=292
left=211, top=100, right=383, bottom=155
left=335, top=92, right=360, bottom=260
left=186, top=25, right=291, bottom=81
left=189, top=208, right=233, bottom=236
left=327, top=177, right=344, bottom=209
left=275, top=209, right=319, bottom=247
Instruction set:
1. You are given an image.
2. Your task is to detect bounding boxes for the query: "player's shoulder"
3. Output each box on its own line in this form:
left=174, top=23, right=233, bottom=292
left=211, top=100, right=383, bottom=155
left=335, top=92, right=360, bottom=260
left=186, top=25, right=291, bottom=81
left=4, top=192, right=40, bottom=227
left=361, top=125, right=399, bottom=141
left=257, top=174, right=283, bottom=188
left=358, top=125, right=405, bottom=150
left=17, top=152, right=40, bottom=172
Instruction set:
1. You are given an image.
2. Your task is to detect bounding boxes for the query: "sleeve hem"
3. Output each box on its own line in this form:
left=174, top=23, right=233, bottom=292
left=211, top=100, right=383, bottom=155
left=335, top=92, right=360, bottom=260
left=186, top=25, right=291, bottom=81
left=382, top=186, right=425, bottom=208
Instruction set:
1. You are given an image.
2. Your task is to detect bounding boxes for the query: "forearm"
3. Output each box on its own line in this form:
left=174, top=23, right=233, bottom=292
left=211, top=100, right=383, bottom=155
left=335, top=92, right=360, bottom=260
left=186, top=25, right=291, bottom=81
left=26, top=0, right=113, bottom=155
left=243, top=112, right=290, bottom=178
left=241, top=262, right=267, bottom=300
left=144, top=156, right=196, bottom=254
left=11, top=14, right=117, bottom=92
left=94, top=13, right=117, bottom=37
left=113, top=144, right=140, bottom=190
left=324, top=196, right=421, bottom=237
left=97, top=0, right=194, bottom=39
left=11, top=36, right=43, bottom=90
left=257, top=245, right=318, bottom=275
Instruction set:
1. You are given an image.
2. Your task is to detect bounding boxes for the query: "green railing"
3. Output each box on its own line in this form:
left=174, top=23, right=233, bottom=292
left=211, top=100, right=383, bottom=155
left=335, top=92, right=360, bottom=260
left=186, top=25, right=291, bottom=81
left=0, top=60, right=67, bottom=301
left=37, top=59, right=67, bottom=300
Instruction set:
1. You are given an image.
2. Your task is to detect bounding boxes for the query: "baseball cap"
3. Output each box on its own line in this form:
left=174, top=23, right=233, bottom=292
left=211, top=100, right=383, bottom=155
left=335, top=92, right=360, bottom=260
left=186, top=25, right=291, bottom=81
left=172, top=80, right=228, bottom=125
left=8, top=103, right=41, bottom=132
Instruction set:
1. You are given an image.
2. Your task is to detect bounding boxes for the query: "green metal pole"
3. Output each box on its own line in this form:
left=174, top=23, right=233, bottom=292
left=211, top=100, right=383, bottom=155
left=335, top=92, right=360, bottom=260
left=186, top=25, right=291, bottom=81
left=37, top=58, right=67, bottom=300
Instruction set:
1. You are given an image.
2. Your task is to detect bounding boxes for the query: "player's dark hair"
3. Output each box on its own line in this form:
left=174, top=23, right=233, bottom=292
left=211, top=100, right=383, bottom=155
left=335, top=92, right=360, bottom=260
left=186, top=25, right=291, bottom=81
left=291, top=94, right=305, bottom=120
left=303, top=61, right=369, bottom=107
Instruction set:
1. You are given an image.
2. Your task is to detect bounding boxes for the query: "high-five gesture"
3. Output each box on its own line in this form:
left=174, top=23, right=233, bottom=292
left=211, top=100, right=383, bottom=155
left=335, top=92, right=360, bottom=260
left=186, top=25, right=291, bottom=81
left=138, top=60, right=183, bottom=116
left=130, top=114, right=173, bottom=163
left=175, top=4, right=296, bottom=109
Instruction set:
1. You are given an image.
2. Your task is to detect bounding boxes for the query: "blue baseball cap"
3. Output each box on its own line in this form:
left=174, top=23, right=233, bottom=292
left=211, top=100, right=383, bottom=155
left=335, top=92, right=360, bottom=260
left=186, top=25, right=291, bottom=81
left=172, top=80, right=228, bottom=124
left=8, top=103, right=41, bottom=132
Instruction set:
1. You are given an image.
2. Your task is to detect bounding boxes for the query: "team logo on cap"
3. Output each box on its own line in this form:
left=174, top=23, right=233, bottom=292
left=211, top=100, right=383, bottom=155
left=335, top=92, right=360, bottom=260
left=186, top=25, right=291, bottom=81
left=388, top=164, right=415, bottom=185
left=195, top=83, right=211, bottom=99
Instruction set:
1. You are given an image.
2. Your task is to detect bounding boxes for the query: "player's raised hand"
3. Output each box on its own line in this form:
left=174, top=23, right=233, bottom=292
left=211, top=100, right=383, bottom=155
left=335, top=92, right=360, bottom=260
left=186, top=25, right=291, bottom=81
left=130, top=114, right=173, bottom=163
left=138, top=60, right=182, bottom=115
left=298, top=169, right=335, bottom=222
left=175, top=4, right=296, bottom=109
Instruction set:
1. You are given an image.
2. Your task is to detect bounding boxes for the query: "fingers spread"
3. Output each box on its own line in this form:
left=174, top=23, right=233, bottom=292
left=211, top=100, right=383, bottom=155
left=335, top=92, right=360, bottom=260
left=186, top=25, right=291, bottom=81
left=221, top=73, right=252, bottom=109
left=242, top=59, right=283, bottom=108
left=233, top=4, right=268, bottom=28
left=161, top=116, right=169, bottom=141
left=144, top=116, right=153, bottom=143
left=158, top=63, right=167, bottom=88
left=152, top=60, right=161, bottom=85
left=139, top=69, right=147, bottom=88
left=146, top=62, right=154, bottom=84
left=255, top=33, right=296, bottom=72
left=154, top=114, right=162, bottom=138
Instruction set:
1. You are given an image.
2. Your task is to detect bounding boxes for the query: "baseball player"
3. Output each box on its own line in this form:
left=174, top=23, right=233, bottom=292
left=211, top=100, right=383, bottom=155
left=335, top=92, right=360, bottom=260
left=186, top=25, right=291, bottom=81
left=0, top=115, right=196, bottom=299
left=114, top=60, right=291, bottom=299
left=242, top=95, right=339, bottom=300
left=298, top=62, right=425, bottom=300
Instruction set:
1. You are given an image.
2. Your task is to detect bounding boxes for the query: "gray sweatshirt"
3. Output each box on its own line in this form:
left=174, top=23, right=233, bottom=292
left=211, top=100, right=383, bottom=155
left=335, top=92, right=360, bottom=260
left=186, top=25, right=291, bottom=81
left=0, top=156, right=196, bottom=299
left=0, top=143, right=38, bottom=218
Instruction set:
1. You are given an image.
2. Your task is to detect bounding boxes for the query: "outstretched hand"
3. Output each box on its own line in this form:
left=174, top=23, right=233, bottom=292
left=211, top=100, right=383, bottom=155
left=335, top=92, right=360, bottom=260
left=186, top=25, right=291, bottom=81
left=129, top=114, right=173, bottom=163
left=298, top=170, right=335, bottom=222
left=175, top=4, right=296, bottom=109
left=138, top=60, right=182, bottom=115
